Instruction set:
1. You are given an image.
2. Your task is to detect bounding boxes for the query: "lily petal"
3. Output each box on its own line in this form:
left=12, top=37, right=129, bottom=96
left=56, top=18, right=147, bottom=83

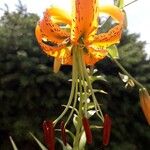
left=39, top=9, right=70, bottom=44
left=35, top=24, right=65, bottom=57
left=83, top=47, right=108, bottom=65
left=47, top=7, right=72, bottom=25
left=93, top=25, right=123, bottom=47
left=93, top=5, right=124, bottom=47
left=99, top=5, right=124, bottom=24
left=71, top=0, right=98, bottom=43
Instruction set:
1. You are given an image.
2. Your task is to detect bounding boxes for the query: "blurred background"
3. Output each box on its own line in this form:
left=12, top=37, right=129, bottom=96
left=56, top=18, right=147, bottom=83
left=0, top=0, right=150, bottom=149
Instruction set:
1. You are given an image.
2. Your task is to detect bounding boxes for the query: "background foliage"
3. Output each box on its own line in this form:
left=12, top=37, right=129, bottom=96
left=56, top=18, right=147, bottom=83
left=0, top=3, right=150, bottom=150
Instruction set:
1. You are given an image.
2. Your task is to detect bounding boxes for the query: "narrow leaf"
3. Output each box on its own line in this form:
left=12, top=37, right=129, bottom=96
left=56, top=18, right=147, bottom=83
left=79, top=132, right=86, bottom=150
left=30, top=132, right=48, bottom=150
left=9, top=136, right=18, bottom=150
left=108, top=45, right=119, bottom=59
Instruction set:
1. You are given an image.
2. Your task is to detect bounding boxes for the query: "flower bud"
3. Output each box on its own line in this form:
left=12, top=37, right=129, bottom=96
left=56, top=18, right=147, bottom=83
left=139, top=88, right=150, bottom=125
left=82, top=117, right=92, bottom=144
left=43, top=120, right=55, bottom=150
left=102, top=114, right=112, bottom=146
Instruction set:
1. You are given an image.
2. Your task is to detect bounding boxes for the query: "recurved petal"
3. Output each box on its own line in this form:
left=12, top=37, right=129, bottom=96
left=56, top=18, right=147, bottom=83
left=39, top=9, right=70, bottom=44
left=71, top=0, right=99, bottom=43
left=93, top=5, right=124, bottom=47
left=35, top=24, right=65, bottom=57
left=99, top=5, right=124, bottom=24
left=47, top=7, right=72, bottom=25
left=93, top=25, right=123, bottom=47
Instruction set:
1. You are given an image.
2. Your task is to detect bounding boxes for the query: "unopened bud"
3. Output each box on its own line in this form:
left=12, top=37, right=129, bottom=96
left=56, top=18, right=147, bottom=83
left=139, top=88, right=150, bottom=125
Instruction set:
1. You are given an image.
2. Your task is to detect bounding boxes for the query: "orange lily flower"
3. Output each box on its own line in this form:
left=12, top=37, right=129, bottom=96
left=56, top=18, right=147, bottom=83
left=37, top=1, right=124, bottom=147
left=35, top=0, right=124, bottom=68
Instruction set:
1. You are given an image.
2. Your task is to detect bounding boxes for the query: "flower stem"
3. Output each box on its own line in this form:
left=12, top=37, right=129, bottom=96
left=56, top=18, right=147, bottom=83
left=79, top=48, right=104, bottom=122
left=109, top=54, right=144, bottom=89
left=53, top=47, right=77, bottom=125
left=73, top=47, right=84, bottom=149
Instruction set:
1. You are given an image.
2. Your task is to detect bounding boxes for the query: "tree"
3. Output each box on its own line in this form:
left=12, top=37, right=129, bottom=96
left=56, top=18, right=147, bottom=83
left=0, top=5, right=70, bottom=150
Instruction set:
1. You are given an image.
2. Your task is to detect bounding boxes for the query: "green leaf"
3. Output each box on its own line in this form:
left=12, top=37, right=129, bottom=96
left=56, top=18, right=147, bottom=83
left=29, top=132, right=48, bottom=150
left=108, top=45, right=119, bottom=59
left=87, top=102, right=95, bottom=110
left=87, top=110, right=96, bottom=118
left=9, top=136, right=18, bottom=150
left=91, top=75, right=107, bottom=83
left=119, top=72, right=129, bottom=82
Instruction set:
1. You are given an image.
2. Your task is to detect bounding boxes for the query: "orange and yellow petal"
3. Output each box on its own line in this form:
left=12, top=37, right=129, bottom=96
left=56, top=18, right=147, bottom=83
left=39, top=9, right=70, bottom=44
left=93, top=5, right=124, bottom=47
left=82, top=46, right=108, bottom=65
left=93, top=25, right=122, bottom=47
left=71, top=0, right=99, bottom=43
left=47, top=7, right=71, bottom=25
left=99, top=5, right=124, bottom=24
left=35, top=24, right=65, bottom=58
left=57, top=48, right=72, bottom=65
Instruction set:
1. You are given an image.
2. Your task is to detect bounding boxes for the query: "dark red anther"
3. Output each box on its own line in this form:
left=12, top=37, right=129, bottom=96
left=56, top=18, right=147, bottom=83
left=43, top=120, right=55, bottom=150
left=102, top=114, right=112, bottom=146
left=82, top=117, right=93, bottom=144
left=60, top=121, right=67, bottom=146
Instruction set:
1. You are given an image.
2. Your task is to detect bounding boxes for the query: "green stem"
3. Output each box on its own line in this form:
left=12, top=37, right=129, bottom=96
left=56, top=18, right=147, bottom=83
left=53, top=47, right=77, bottom=125
left=79, top=49, right=104, bottom=122
left=109, top=54, right=144, bottom=88
left=73, top=46, right=84, bottom=150
left=65, top=78, right=78, bottom=127
left=77, top=48, right=88, bottom=117
left=123, top=0, right=138, bottom=8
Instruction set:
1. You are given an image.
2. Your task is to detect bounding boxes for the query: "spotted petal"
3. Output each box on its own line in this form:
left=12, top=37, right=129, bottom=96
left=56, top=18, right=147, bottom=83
left=39, top=9, right=70, bottom=44
left=71, top=0, right=99, bottom=43
left=93, top=5, right=124, bottom=47
left=35, top=24, right=65, bottom=57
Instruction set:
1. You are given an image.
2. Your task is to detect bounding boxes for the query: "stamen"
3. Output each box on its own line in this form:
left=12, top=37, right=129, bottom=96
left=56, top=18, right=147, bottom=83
left=82, top=117, right=93, bottom=144
left=102, top=114, right=112, bottom=146
left=43, top=120, right=55, bottom=150
left=60, top=121, right=67, bottom=146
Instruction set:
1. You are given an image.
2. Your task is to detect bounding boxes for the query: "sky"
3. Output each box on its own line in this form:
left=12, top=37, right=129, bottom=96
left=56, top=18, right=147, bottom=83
left=0, top=0, right=150, bottom=57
